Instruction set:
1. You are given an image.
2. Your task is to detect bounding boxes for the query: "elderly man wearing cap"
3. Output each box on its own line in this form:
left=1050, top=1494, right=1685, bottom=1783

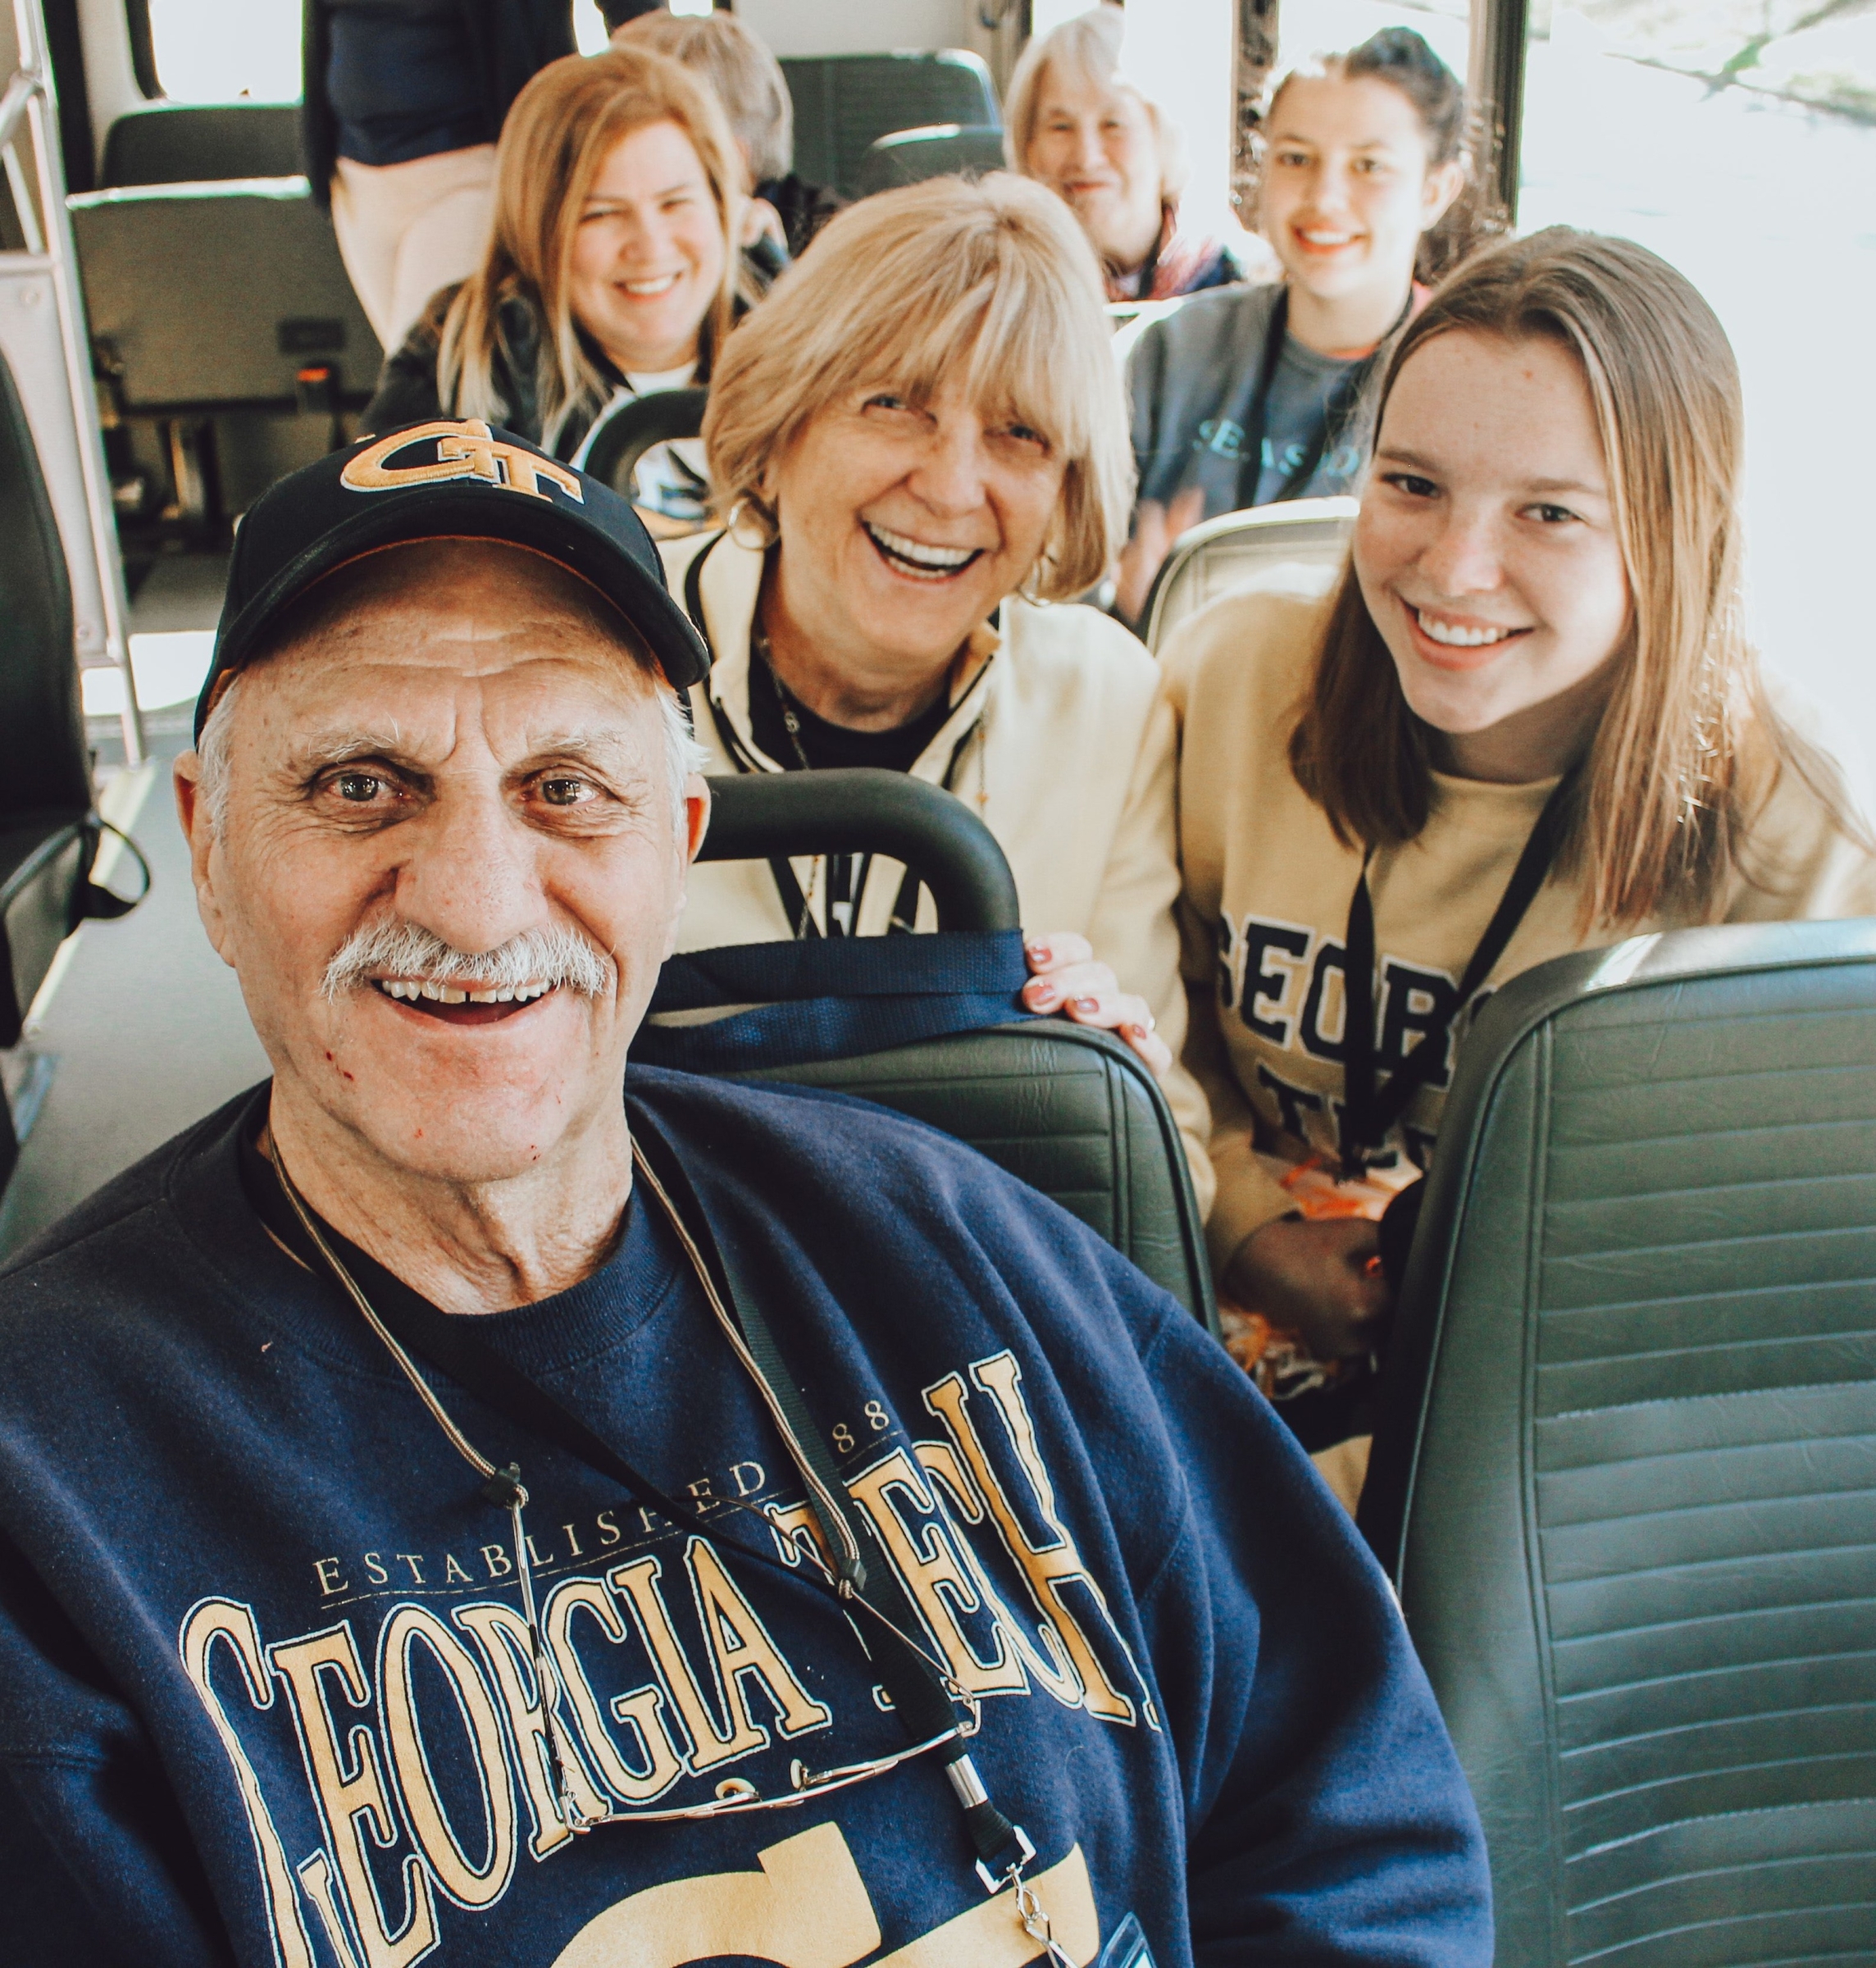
left=0, top=421, right=1489, bottom=1966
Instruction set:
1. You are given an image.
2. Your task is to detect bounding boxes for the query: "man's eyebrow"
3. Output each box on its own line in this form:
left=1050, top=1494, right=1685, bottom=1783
left=285, top=727, right=417, bottom=771
left=509, top=728, right=642, bottom=765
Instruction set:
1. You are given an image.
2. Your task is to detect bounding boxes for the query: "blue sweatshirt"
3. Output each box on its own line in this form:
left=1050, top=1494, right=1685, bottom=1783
left=0, top=1071, right=1489, bottom=1966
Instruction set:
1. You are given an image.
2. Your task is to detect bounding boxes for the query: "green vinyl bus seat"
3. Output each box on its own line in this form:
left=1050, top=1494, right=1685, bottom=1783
left=99, top=103, right=302, bottom=187
left=682, top=769, right=1216, bottom=1332
left=1360, top=919, right=1876, bottom=1966
left=0, top=344, right=132, bottom=1188
left=68, top=176, right=380, bottom=414
left=780, top=52, right=999, bottom=199
left=854, top=124, right=1008, bottom=197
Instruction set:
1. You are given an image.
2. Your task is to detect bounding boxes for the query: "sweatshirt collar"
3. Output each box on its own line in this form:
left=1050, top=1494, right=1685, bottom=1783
left=697, top=525, right=1000, bottom=781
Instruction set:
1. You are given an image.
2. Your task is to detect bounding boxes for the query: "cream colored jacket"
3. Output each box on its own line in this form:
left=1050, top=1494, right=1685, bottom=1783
left=1163, top=581, right=1876, bottom=1275
left=661, top=525, right=1214, bottom=1215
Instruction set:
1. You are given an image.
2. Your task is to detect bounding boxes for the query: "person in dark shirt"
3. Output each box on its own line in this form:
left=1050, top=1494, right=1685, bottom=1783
left=0, top=419, right=1491, bottom=1964
left=365, top=43, right=763, bottom=530
left=1117, top=29, right=1480, bottom=622
left=614, top=9, right=848, bottom=266
left=303, top=0, right=578, bottom=350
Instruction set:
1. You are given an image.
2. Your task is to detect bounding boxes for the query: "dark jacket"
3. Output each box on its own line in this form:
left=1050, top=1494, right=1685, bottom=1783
left=755, top=171, right=847, bottom=261
left=300, top=0, right=576, bottom=208
left=0, top=1073, right=1493, bottom=1964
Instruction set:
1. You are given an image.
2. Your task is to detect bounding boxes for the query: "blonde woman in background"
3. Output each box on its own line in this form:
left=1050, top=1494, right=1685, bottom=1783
left=667, top=173, right=1214, bottom=1208
left=1004, top=3, right=1245, bottom=303
left=613, top=9, right=846, bottom=264
left=364, top=46, right=760, bottom=529
left=1163, top=229, right=1876, bottom=1497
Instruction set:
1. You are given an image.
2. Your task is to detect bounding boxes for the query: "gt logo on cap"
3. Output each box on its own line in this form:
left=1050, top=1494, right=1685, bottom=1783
left=340, top=419, right=585, bottom=505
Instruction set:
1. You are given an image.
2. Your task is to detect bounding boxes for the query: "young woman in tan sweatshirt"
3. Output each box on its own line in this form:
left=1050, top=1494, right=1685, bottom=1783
left=1163, top=228, right=1876, bottom=1474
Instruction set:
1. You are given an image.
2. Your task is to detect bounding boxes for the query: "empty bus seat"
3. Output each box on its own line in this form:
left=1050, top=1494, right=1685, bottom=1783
left=854, top=123, right=1007, bottom=196
left=1141, top=497, right=1356, bottom=653
left=99, top=103, right=302, bottom=188
left=0, top=342, right=128, bottom=1183
left=781, top=52, right=999, bottom=198
left=649, top=770, right=1217, bottom=1330
left=68, top=178, right=380, bottom=413
left=579, top=386, right=708, bottom=500
left=1360, top=920, right=1876, bottom=1966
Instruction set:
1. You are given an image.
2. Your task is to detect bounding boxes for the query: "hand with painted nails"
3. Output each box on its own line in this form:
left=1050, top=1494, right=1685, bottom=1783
left=1021, top=930, right=1173, bottom=1077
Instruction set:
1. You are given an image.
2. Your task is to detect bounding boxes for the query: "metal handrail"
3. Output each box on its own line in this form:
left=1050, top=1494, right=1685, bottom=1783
left=2, top=4, right=142, bottom=763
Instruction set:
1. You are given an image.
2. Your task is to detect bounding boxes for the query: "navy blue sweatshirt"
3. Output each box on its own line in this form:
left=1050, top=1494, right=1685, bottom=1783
left=0, top=1071, right=1489, bottom=1966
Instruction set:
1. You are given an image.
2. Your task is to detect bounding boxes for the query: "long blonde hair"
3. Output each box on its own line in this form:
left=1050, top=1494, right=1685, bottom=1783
left=703, top=173, right=1133, bottom=603
left=1290, top=226, right=1860, bottom=926
left=437, top=48, right=747, bottom=451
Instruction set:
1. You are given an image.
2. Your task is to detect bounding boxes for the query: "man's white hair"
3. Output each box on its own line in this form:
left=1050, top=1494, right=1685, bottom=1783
left=194, top=673, right=707, bottom=842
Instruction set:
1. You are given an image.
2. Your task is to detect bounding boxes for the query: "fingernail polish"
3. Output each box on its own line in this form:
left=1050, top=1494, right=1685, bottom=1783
left=1073, top=996, right=1100, bottom=1014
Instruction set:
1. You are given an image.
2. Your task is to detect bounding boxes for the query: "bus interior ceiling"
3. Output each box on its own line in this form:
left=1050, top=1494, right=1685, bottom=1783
left=3, top=0, right=1876, bottom=1240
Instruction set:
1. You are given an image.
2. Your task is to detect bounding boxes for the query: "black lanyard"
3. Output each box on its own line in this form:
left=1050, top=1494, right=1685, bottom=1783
left=1233, top=288, right=1403, bottom=510
left=1338, top=769, right=1579, bottom=1178
left=250, top=1118, right=1040, bottom=1891
left=684, top=533, right=990, bottom=940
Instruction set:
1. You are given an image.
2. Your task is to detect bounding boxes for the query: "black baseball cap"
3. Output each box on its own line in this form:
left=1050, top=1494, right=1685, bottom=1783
left=195, top=418, right=712, bottom=739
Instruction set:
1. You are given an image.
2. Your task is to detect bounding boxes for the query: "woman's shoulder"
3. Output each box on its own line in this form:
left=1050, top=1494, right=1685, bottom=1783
left=1000, top=598, right=1159, bottom=699
left=1135, top=278, right=1285, bottom=367
left=1728, top=672, right=1876, bottom=920
left=1157, top=575, right=1336, bottom=710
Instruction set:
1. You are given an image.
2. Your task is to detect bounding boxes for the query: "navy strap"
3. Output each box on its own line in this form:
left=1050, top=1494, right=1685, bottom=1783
left=638, top=929, right=1035, bottom=1073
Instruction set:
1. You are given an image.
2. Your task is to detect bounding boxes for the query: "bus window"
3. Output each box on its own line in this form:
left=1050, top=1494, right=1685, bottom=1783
left=1522, top=6, right=1876, bottom=785
left=144, top=0, right=301, bottom=102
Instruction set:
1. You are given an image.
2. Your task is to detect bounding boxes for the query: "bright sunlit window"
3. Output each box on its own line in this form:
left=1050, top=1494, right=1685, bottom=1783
left=145, top=0, right=301, bottom=102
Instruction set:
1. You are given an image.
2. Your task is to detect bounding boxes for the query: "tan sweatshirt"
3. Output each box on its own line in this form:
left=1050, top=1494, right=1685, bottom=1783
left=1163, top=582, right=1876, bottom=1276
left=663, top=524, right=1215, bottom=1217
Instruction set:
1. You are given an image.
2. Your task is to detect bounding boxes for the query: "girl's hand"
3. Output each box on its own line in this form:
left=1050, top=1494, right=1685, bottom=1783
left=1022, top=932, right=1172, bottom=1077
left=1224, top=1216, right=1391, bottom=1362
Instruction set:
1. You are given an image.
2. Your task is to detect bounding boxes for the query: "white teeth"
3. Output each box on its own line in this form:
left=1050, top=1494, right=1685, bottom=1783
left=622, top=271, right=681, bottom=295
left=1414, top=607, right=1520, bottom=649
left=864, top=523, right=980, bottom=579
left=373, top=978, right=552, bottom=1005
left=1300, top=230, right=1355, bottom=244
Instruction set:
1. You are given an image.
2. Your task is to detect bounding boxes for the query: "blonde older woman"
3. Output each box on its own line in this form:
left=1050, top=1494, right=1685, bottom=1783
left=1005, top=4, right=1241, bottom=303
left=667, top=172, right=1213, bottom=1209
left=364, top=46, right=758, bottom=529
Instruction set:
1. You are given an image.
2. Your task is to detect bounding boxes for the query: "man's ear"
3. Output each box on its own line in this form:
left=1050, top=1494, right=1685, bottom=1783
left=172, top=751, right=238, bottom=969
left=683, top=773, right=712, bottom=865
left=660, top=776, right=712, bottom=963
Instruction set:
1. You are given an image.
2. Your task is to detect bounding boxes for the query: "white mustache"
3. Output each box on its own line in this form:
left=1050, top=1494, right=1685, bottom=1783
left=321, top=919, right=616, bottom=1001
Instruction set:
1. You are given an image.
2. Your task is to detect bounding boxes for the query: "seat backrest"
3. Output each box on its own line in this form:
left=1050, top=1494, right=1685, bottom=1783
left=100, top=104, right=303, bottom=187
left=676, top=771, right=1217, bottom=1330
left=781, top=52, right=1000, bottom=197
left=0, top=341, right=88, bottom=820
left=1141, top=497, right=1357, bottom=653
left=854, top=123, right=1008, bottom=196
left=1362, top=920, right=1876, bottom=1967
left=579, top=387, right=708, bottom=499
left=69, top=180, right=381, bottom=412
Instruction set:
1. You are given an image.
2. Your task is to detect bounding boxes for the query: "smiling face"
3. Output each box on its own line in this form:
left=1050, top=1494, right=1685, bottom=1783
left=1354, top=329, right=1632, bottom=778
left=766, top=377, right=1068, bottom=693
left=568, top=118, right=726, bottom=374
left=1261, top=74, right=1460, bottom=328
left=1023, top=61, right=1164, bottom=275
left=178, top=541, right=707, bottom=1189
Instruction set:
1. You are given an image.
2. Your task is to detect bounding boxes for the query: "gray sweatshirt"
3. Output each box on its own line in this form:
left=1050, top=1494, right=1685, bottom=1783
left=1127, top=281, right=1385, bottom=519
